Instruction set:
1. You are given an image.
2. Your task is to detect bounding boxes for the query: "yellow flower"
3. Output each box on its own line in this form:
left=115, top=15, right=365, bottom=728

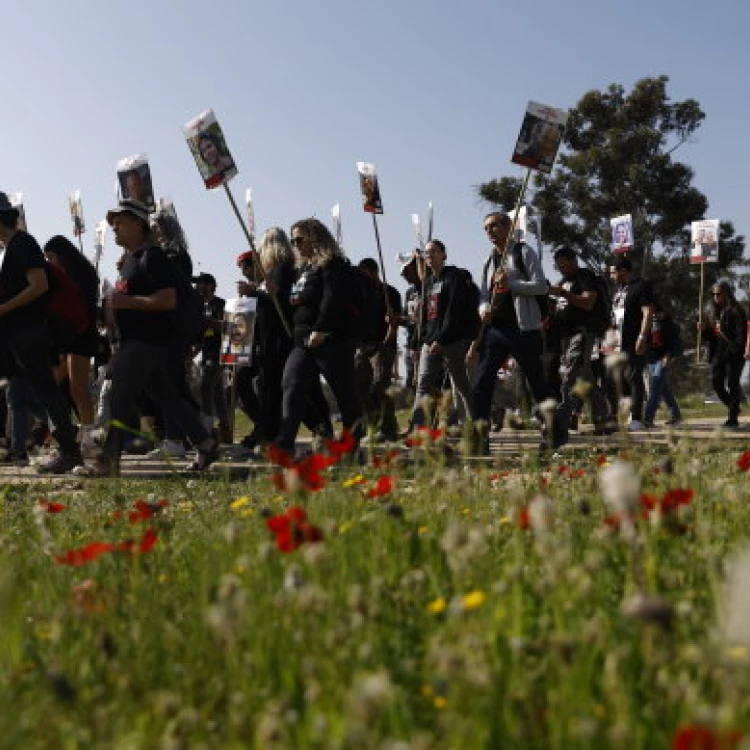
left=499, top=516, right=511, bottom=526
left=461, top=507, right=470, bottom=516
left=726, top=646, right=748, bottom=662
left=417, top=526, right=429, bottom=535
left=230, top=496, right=250, bottom=510
left=158, top=574, right=169, bottom=584
left=343, top=474, right=366, bottom=488
left=421, top=684, right=434, bottom=698
left=339, top=522, right=353, bottom=534
left=433, top=696, right=447, bottom=709
left=240, top=509, right=254, bottom=518
left=427, top=597, right=447, bottom=615
left=462, top=591, right=486, bottom=611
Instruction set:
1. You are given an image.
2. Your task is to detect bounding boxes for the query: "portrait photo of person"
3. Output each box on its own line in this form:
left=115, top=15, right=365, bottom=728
left=511, top=102, right=567, bottom=174
left=221, top=298, right=257, bottom=365
left=184, top=110, right=238, bottom=190
left=357, top=162, right=383, bottom=214
left=610, top=214, right=633, bottom=253
left=118, top=164, right=155, bottom=210
left=691, top=219, right=720, bottom=264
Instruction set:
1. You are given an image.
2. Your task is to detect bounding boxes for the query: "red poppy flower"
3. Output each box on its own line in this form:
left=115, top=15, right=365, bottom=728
left=672, top=724, right=743, bottom=750
left=265, top=507, right=323, bottom=553
left=604, top=514, right=624, bottom=529
left=323, top=428, right=356, bottom=460
left=518, top=506, right=531, bottom=530
left=640, top=493, right=658, bottom=512
left=738, top=450, right=750, bottom=472
left=662, top=488, right=695, bottom=511
left=596, top=454, right=608, bottom=466
left=267, top=436, right=351, bottom=493
left=128, top=499, right=168, bottom=524
left=55, top=541, right=116, bottom=566
left=558, top=464, right=570, bottom=475
left=373, top=449, right=400, bottom=469
left=569, top=469, right=586, bottom=479
left=37, top=499, right=67, bottom=514
left=366, top=475, right=394, bottom=498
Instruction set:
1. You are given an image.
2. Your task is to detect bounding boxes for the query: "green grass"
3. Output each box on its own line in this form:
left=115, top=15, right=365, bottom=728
left=1, top=415, right=750, bottom=747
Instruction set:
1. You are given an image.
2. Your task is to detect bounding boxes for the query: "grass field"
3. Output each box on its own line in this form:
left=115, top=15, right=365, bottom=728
left=1, top=412, right=750, bottom=748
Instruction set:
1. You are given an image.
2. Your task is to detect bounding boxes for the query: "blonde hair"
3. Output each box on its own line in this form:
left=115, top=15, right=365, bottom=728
left=290, top=217, right=344, bottom=269
left=257, top=226, right=294, bottom=274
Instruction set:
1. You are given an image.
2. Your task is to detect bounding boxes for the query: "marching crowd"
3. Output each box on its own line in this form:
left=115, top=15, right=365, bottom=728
left=0, top=192, right=747, bottom=477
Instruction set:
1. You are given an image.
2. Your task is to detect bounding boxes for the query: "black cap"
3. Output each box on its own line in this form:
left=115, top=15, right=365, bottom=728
left=193, top=272, right=216, bottom=287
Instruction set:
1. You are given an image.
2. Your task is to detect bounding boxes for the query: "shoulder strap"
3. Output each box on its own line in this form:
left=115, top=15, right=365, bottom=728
left=511, top=242, right=529, bottom=279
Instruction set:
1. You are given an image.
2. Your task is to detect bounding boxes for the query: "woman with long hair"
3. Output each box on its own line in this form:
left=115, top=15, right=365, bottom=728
left=275, top=218, right=361, bottom=455
left=702, top=279, right=746, bottom=428
left=43, top=235, right=100, bottom=453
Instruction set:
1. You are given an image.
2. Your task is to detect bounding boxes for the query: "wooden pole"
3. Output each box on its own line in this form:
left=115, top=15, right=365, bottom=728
left=371, top=213, right=398, bottom=342
left=696, top=260, right=705, bottom=364
left=223, top=184, right=291, bottom=337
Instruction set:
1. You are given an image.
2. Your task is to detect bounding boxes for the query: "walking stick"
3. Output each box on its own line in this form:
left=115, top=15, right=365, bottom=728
left=223, top=184, right=291, bottom=337
left=467, top=168, right=532, bottom=361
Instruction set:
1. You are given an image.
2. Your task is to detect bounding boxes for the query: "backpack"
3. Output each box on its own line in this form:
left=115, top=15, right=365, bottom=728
left=44, top=262, right=90, bottom=345
left=141, top=247, right=205, bottom=344
left=587, top=273, right=612, bottom=335
left=343, top=261, right=383, bottom=343
left=455, top=268, right=481, bottom=339
left=511, top=242, right=550, bottom=320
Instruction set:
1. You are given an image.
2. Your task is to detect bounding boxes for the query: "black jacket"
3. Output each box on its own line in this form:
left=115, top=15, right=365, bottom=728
left=706, top=304, right=746, bottom=362
left=421, top=265, right=473, bottom=346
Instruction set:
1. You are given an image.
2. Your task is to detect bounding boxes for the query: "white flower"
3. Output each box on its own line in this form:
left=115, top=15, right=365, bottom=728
left=719, top=545, right=750, bottom=648
left=599, top=459, right=640, bottom=516
left=528, top=494, right=554, bottom=535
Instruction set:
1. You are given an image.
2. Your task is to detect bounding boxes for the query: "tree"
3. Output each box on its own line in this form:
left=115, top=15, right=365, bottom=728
left=477, top=75, right=743, bottom=277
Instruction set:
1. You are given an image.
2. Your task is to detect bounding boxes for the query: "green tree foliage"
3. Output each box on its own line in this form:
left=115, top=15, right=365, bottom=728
left=477, top=76, right=745, bottom=296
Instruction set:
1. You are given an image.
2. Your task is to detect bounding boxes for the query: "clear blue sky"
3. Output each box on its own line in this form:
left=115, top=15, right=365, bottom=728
left=4, top=0, right=749, bottom=297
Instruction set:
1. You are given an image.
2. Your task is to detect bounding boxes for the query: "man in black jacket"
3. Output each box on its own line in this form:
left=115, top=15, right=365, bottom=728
left=410, top=240, right=474, bottom=429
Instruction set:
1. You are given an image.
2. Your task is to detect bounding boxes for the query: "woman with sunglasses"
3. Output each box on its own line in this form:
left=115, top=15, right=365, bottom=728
left=701, top=279, right=747, bottom=428
left=275, top=218, right=362, bottom=455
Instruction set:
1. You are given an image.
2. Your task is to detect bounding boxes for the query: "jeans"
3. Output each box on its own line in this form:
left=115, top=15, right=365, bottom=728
left=412, top=339, right=472, bottom=427
left=277, top=340, right=361, bottom=453
left=7, top=377, right=47, bottom=452
left=200, top=362, right=229, bottom=427
left=645, top=361, right=681, bottom=423
left=712, top=356, right=744, bottom=421
left=472, top=327, right=550, bottom=423
left=103, top=340, right=209, bottom=463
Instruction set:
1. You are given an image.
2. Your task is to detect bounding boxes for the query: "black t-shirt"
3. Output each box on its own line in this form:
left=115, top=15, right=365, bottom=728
left=554, top=267, right=599, bottom=334
left=404, top=284, right=421, bottom=349
left=200, top=295, right=225, bottom=362
left=114, top=245, right=177, bottom=345
left=0, top=231, right=48, bottom=337
left=613, top=276, right=655, bottom=352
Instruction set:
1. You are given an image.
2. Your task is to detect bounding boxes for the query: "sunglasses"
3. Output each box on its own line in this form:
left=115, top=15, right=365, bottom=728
left=712, top=291, right=724, bottom=297
left=290, top=237, right=308, bottom=247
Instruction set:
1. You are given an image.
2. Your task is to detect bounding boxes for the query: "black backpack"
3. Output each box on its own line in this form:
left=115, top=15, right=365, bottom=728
left=455, top=268, right=481, bottom=339
left=141, top=247, right=205, bottom=344
left=343, top=261, right=383, bottom=343
left=511, top=242, right=550, bottom=319
left=588, top=273, right=613, bottom=335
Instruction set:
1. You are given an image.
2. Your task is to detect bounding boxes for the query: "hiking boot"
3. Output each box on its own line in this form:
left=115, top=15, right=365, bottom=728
left=37, top=450, right=83, bottom=475
left=188, top=437, right=221, bottom=471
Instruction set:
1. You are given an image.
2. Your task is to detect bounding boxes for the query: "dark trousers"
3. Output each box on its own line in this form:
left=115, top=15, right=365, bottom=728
left=473, top=327, right=550, bottom=423
left=6, top=323, right=78, bottom=454
left=200, top=362, right=229, bottom=426
left=354, top=344, right=399, bottom=437
left=712, top=356, right=744, bottom=420
left=278, top=340, right=362, bottom=453
left=103, top=340, right=209, bottom=463
left=625, top=352, right=647, bottom=422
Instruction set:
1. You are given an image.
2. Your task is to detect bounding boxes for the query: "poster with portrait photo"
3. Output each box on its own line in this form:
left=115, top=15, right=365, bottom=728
left=690, top=219, right=720, bottom=264
left=184, top=109, right=238, bottom=190
left=94, top=219, right=107, bottom=266
left=610, top=214, right=633, bottom=254
left=69, top=189, right=85, bottom=236
left=356, top=162, right=383, bottom=214
left=9, top=192, right=26, bottom=231
left=221, top=297, right=258, bottom=366
left=117, top=154, right=155, bottom=211
left=511, top=101, right=568, bottom=174
left=246, top=189, right=256, bottom=242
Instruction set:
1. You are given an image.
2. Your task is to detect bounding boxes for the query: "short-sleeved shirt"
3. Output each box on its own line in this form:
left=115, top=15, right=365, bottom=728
left=0, top=230, right=48, bottom=337
left=554, top=267, right=599, bottom=334
left=612, top=276, right=655, bottom=352
left=114, top=245, right=177, bottom=345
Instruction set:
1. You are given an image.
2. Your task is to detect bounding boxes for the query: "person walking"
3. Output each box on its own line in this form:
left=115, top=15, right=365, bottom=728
left=644, top=300, right=683, bottom=428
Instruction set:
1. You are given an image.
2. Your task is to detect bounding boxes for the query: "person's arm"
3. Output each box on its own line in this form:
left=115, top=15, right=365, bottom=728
left=549, top=282, right=597, bottom=311
left=506, top=244, right=548, bottom=296
left=111, top=288, right=176, bottom=311
left=0, top=267, right=48, bottom=317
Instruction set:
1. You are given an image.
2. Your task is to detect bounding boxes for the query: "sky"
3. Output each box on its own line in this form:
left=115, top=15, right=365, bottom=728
left=4, top=0, right=750, bottom=300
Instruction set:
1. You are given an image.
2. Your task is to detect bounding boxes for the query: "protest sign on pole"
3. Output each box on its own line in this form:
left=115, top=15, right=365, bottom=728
left=691, top=219, right=720, bottom=363
left=427, top=201, right=434, bottom=242
left=331, top=203, right=342, bottom=247
left=245, top=189, right=256, bottom=243
left=9, top=192, right=26, bottom=231
left=184, top=109, right=238, bottom=190
left=69, top=189, right=85, bottom=252
left=93, top=219, right=107, bottom=271
left=506, top=204, right=544, bottom=260
left=610, top=214, right=634, bottom=254
left=183, top=109, right=290, bottom=339
left=511, top=101, right=568, bottom=175
left=117, top=154, right=155, bottom=211
left=155, top=196, right=179, bottom=219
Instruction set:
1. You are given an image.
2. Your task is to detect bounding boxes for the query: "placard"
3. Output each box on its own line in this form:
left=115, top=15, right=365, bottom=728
left=184, top=109, right=238, bottom=190
left=691, top=219, right=719, bottom=264
left=94, top=219, right=107, bottom=266
left=610, top=214, right=633, bottom=254
left=221, top=297, right=258, bottom=366
left=511, top=101, right=568, bottom=174
left=356, top=162, right=383, bottom=214
left=69, top=189, right=85, bottom=236
left=9, top=192, right=26, bottom=231
left=331, top=203, right=342, bottom=246
left=117, top=154, right=155, bottom=210
left=245, top=189, right=256, bottom=242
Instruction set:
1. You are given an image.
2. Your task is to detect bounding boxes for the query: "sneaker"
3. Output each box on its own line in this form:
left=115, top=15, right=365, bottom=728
left=188, top=438, right=221, bottom=471
left=0, top=449, right=30, bottom=466
left=37, top=451, right=83, bottom=475
left=71, top=458, right=120, bottom=478
left=627, top=420, right=645, bottom=432
left=723, top=418, right=741, bottom=430
left=147, top=440, right=187, bottom=460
